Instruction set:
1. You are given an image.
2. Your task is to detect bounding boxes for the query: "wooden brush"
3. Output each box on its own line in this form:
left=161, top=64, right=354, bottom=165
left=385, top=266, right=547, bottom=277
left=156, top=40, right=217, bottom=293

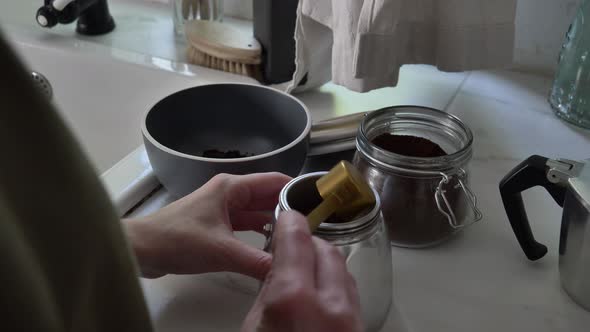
left=185, top=20, right=262, bottom=80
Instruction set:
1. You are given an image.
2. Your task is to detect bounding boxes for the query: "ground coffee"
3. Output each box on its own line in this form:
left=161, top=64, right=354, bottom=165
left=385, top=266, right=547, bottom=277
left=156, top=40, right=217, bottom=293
left=372, top=134, right=447, bottom=157
left=353, top=134, right=466, bottom=247
left=202, top=149, right=255, bottom=158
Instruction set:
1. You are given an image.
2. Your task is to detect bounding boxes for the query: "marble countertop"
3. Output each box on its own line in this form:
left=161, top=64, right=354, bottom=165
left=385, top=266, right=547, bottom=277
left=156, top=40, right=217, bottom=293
left=127, top=69, right=590, bottom=332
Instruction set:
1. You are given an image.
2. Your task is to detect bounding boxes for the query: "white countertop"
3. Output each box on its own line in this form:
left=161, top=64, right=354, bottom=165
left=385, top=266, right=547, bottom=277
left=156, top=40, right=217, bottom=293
left=126, top=69, right=590, bottom=332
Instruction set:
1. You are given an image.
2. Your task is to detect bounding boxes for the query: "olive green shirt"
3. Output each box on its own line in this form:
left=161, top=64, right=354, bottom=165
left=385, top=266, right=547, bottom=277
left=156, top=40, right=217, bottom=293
left=0, top=31, right=153, bottom=331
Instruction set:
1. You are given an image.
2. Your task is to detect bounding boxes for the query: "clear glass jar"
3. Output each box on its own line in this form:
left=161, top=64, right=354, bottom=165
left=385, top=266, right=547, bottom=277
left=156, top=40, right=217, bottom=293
left=549, top=0, right=590, bottom=129
left=267, top=172, right=393, bottom=332
left=352, top=106, right=482, bottom=248
left=171, top=0, right=224, bottom=36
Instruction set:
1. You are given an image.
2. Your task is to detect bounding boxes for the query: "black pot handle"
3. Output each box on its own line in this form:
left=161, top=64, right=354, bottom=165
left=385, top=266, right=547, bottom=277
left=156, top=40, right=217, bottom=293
left=499, top=155, right=567, bottom=261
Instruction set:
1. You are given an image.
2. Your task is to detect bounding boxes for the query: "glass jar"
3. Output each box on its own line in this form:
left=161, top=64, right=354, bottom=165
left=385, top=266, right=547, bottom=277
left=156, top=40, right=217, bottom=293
left=549, top=0, right=590, bottom=129
left=171, top=0, right=224, bottom=36
left=353, top=106, right=482, bottom=248
left=266, top=172, right=393, bottom=332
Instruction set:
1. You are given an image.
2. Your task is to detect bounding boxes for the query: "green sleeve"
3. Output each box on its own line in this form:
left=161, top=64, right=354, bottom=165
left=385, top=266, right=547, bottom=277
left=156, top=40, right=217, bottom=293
left=0, top=30, right=153, bottom=332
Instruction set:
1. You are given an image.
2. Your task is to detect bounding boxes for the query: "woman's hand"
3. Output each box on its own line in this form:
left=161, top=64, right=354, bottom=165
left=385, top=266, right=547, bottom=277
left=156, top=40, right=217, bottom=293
left=124, top=172, right=291, bottom=280
left=241, top=211, right=363, bottom=332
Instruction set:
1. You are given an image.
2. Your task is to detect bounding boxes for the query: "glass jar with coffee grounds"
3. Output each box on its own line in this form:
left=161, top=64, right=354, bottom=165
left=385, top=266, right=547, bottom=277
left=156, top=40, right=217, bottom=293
left=353, top=106, right=482, bottom=248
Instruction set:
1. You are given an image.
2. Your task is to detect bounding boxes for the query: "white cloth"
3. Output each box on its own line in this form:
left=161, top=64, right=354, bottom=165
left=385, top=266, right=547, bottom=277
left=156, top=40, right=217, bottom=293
left=286, top=0, right=517, bottom=93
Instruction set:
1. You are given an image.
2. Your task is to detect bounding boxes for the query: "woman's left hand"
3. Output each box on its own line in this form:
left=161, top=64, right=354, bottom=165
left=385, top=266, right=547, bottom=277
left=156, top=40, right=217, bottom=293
left=124, top=172, right=292, bottom=280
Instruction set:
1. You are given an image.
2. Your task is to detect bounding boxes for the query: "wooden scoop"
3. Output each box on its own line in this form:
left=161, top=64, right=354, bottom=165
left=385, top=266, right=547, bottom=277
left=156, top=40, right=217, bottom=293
left=307, top=161, right=376, bottom=231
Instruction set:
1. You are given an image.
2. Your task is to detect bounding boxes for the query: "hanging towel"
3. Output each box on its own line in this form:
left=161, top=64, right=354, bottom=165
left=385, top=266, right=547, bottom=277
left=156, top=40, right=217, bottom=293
left=286, top=0, right=517, bottom=93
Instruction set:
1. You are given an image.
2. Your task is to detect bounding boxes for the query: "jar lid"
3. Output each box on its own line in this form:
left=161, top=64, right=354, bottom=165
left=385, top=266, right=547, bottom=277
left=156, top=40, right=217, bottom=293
left=357, top=106, right=474, bottom=173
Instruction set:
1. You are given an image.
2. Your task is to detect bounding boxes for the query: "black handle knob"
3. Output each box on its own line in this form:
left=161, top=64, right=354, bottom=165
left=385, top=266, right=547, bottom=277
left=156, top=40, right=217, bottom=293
left=36, top=6, right=59, bottom=28
left=499, top=155, right=567, bottom=261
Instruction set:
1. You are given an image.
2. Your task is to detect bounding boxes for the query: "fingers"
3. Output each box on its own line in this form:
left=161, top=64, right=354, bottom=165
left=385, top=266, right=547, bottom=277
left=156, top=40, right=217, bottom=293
left=240, top=299, right=265, bottom=332
left=242, top=212, right=364, bottom=332
left=224, top=238, right=272, bottom=280
left=267, top=211, right=316, bottom=289
left=218, top=173, right=292, bottom=211
left=252, top=212, right=317, bottom=330
left=312, top=237, right=360, bottom=309
left=229, top=210, right=273, bottom=234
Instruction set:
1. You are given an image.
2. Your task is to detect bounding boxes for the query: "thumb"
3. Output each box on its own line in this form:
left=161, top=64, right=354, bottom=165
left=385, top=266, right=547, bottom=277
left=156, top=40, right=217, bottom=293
left=241, top=296, right=265, bottom=332
left=224, top=238, right=272, bottom=280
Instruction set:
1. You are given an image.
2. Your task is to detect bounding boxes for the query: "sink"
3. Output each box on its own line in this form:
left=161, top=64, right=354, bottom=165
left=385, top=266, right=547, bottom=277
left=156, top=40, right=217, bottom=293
left=3, top=25, right=256, bottom=174
left=0, top=0, right=259, bottom=214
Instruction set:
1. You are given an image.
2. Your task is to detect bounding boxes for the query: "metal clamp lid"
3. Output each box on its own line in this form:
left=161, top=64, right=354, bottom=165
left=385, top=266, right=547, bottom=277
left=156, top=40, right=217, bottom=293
left=435, top=168, right=483, bottom=229
left=546, top=159, right=585, bottom=184
left=547, top=158, right=589, bottom=207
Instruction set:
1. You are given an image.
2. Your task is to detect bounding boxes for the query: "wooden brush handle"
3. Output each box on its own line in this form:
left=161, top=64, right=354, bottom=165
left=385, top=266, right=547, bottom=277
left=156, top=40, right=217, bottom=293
left=185, top=21, right=262, bottom=64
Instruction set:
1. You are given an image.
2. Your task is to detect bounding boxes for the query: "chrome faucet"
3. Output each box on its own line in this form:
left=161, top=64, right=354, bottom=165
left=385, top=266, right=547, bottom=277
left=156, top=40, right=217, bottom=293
left=36, top=0, right=115, bottom=35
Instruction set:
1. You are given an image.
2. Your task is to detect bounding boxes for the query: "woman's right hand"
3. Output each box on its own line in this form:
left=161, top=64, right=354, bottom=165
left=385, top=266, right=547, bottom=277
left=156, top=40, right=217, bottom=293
left=241, top=211, right=363, bottom=332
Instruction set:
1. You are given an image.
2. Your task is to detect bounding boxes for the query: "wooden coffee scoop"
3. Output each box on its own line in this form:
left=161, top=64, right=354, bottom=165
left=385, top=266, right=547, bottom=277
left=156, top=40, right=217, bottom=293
left=307, top=161, right=376, bottom=231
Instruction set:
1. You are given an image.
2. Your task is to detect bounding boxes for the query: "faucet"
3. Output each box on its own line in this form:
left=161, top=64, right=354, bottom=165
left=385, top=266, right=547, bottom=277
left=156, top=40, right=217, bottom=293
left=36, top=0, right=115, bottom=35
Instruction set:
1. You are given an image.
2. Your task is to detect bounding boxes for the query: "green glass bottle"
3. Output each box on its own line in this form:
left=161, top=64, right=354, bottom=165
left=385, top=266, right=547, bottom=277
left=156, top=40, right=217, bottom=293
left=549, top=0, right=590, bottom=129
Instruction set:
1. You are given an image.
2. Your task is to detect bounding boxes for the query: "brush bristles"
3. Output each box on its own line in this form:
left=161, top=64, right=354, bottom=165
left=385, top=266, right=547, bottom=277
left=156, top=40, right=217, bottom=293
left=188, top=46, right=261, bottom=80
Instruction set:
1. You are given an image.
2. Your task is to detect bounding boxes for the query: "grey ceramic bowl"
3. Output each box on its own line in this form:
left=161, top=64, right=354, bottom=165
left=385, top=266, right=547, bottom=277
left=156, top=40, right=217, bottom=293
left=142, top=83, right=311, bottom=197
